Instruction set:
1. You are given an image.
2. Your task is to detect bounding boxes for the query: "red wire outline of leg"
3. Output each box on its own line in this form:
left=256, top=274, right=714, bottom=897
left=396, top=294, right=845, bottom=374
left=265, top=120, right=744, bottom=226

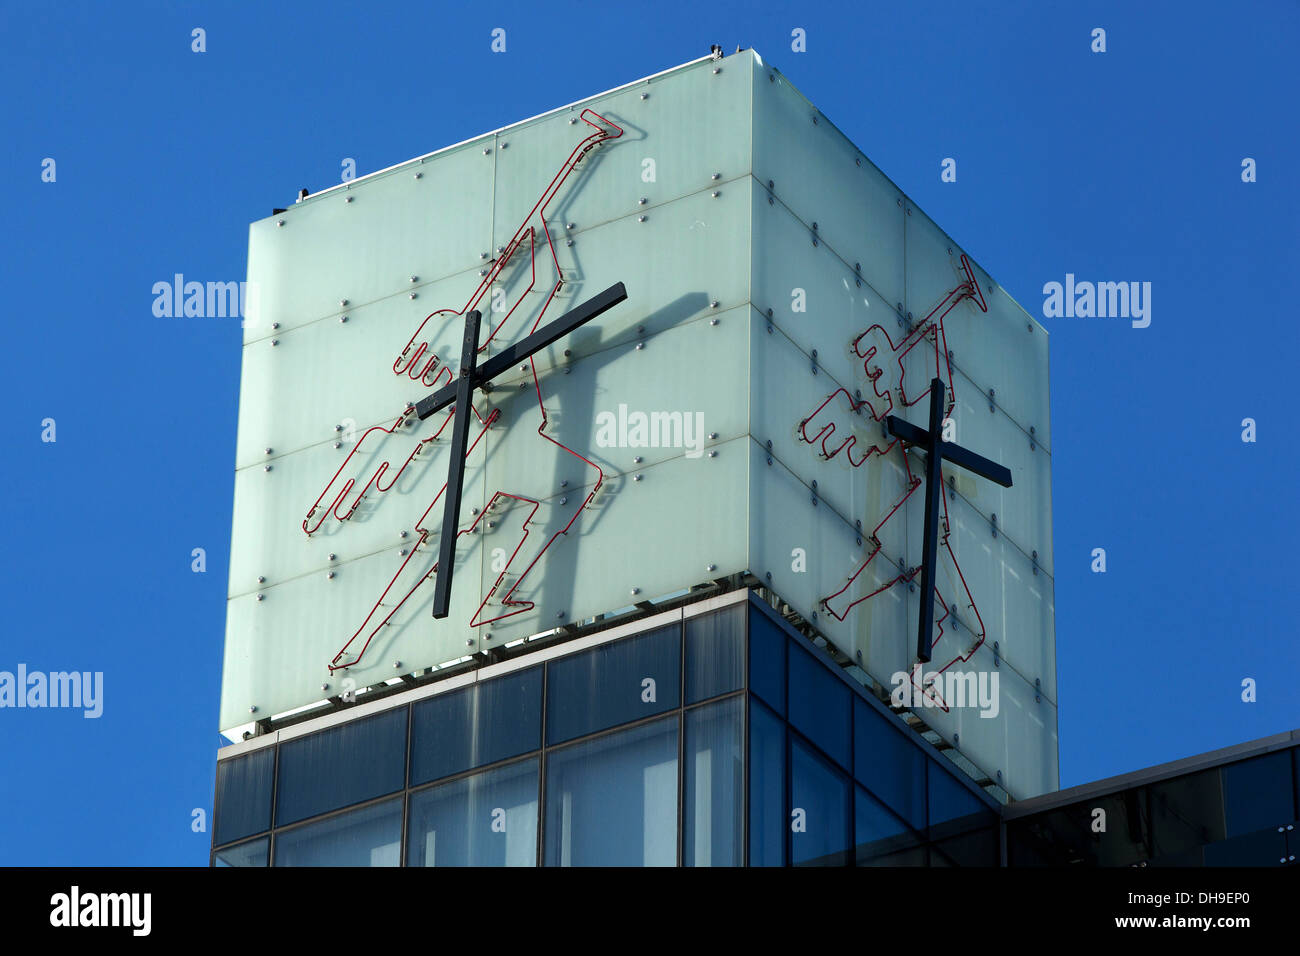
left=325, top=403, right=500, bottom=673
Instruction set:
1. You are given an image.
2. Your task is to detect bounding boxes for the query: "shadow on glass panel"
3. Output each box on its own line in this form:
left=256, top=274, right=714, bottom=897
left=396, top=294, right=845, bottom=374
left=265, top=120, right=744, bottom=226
left=213, top=836, right=269, bottom=867
left=407, top=758, right=539, bottom=866
left=410, top=667, right=542, bottom=786
left=546, top=625, right=680, bottom=745
left=685, top=605, right=745, bottom=704
left=273, top=798, right=403, bottom=867
left=544, top=716, right=679, bottom=866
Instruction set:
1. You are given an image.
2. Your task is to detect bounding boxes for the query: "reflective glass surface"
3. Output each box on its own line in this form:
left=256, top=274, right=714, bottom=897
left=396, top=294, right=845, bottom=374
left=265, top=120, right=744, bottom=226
left=214, top=747, right=274, bottom=847
left=931, top=825, right=998, bottom=866
left=407, top=758, right=539, bottom=867
left=749, top=607, right=787, bottom=714
left=1222, top=753, right=1294, bottom=836
left=788, top=644, right=851, bottom=769
left=273, top=798, right=403, bottom=867
left=929, top=762, right=996, bottom=839
left=853, top=697, right=926, bottom=830
left=275, top=708, right=408, bottom=826
left=749, top=698, right=786, bottom=866
left=1202, top=827, right=1287, bottom=867
left=1149, top=770, right=1226, bottom=856
left=544, top=716, right=679, bottom=866
left=791, top=736, right=852, bottom=866
left=855, top=786, right=924, bottom=866
left=685, top=605, right=745, bottom=704
left=213, top=836, right=269, bottom=867
left=410, top=667, right=542, bottom=786
left=546, top=625, right=681, bottom=745
left=684, top=697, right=744, bottom=866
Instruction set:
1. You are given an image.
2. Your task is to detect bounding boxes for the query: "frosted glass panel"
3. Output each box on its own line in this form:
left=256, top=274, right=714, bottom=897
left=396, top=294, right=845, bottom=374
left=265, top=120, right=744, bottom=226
left=246, top=141, right=493, bottom=341
left=905, top=206, right=1050, bottom=449
left=752, top=65, right=905, bottom=313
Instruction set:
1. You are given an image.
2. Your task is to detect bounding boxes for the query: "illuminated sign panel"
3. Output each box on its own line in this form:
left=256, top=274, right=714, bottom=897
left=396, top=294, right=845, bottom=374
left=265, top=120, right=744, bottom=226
left=222, top=51, right=1056, bottom=798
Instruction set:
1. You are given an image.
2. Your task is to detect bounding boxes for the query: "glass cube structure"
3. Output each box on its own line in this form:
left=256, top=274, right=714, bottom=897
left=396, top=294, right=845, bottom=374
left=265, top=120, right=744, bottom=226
left=221, top=50, right=1055, bottom=801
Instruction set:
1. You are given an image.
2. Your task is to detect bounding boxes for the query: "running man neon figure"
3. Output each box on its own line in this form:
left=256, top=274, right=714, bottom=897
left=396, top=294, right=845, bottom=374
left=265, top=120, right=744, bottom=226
left=798, top=254, right=1008, bottom=710
left=302, top=109, right=627, bottom=673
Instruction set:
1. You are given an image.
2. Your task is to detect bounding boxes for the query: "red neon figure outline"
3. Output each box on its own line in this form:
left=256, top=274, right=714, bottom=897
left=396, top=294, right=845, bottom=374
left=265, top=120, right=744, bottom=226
left=797, top=254, right=988, bottom=711
left=304, top=109, right=624, bottom=673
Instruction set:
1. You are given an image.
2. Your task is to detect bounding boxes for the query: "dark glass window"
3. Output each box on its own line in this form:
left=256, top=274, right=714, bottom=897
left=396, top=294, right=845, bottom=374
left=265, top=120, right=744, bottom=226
left=410, top=667, right=542, bottom=786
left=748, top=607, right=786, bottom=714
left=275, top=708, right=408, bottom=827
left=855, top=786, right=924, bottom=866
left=684, top=697, right=744, bottom=866
left=1222, top=752, right=1294, bottom=837
left=788, top=645, right=851, bottom=769
left=749, top=698, right=786, bottom=867
left=213, top=836, right=269, bottom=867
left=544, top=715, right=679, bottom=866
left=546, top=625, right=680, bottom=745
left=1203, top=827, right=1288, bottom=866
left=929, top=764, right=995, bottom=840
left=932, top=826, right=999, bottom=866
left=273, top=798, right=403, bottom=867
left=685, top=605, right=745, bottom=704
left=407, top=758, right=538, bottom=867
left=1149, top=771, right=1227, bottom=856
left=791, top=736, right=852, bottom=866
left=214, top=747, right=275, bottom=847
left=853, top=697, right=926, bottom=830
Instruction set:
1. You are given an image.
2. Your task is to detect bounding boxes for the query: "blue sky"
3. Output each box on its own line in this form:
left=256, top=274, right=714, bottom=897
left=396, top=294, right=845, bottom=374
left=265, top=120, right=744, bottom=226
left=0, top=0, right=1295, bottom=864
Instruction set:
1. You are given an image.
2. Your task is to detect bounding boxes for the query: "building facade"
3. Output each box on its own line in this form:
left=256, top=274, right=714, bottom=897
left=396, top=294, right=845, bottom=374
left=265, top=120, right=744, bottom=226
left=215, top=48, right=1074, bottom=865
left=1006, top=731, right=1300, bottom=867
left=212, top=589, right=1001, bottom=866
left=219, top=48, right=1058, bottom=804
